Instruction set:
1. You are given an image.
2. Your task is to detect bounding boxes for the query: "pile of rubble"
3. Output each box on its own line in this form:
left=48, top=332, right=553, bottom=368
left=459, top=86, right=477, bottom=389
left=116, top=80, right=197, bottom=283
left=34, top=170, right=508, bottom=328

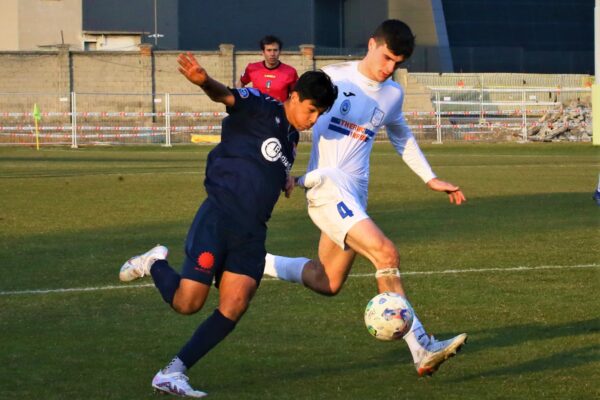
left=528, top=101, right=592, bottom=142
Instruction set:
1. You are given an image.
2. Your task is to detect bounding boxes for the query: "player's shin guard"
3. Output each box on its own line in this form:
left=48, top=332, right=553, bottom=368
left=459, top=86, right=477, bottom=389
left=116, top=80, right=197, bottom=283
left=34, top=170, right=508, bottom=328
left=264, top=253, right=308, bottom=284
left=177, top=309, right=236, bottom=369
left=150, top=259, right=181, bottom=305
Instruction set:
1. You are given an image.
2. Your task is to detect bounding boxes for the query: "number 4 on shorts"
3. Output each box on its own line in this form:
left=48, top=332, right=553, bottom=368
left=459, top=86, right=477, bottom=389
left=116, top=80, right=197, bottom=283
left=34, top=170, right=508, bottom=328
left=336, top=201, right=354, bottom=219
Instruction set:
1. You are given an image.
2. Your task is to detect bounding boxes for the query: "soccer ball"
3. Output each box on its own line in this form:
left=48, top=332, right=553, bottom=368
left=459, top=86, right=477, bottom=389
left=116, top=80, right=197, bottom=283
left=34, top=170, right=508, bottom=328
left=364, top=292, right=414, bottom=341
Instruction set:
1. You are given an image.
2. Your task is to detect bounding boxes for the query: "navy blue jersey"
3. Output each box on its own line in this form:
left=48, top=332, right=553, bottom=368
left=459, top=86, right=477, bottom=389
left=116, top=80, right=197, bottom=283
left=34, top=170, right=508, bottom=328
left=204, top=87, right=299, bottom=228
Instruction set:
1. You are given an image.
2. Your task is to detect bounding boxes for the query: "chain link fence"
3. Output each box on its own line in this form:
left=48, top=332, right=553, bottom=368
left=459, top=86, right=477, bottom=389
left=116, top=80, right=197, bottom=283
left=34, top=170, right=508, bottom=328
left=0, top=86, right=591, bottom=146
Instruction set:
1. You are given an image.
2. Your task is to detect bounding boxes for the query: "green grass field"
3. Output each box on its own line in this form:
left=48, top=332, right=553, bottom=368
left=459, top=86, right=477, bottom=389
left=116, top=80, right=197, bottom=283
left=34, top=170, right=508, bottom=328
left=1, top=143, right=598, bottom=399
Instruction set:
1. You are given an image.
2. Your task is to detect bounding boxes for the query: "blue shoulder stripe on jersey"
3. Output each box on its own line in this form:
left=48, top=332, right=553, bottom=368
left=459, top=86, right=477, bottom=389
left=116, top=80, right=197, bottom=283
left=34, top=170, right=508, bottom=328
left=236, top=87, right=261, bottom=99
left=329, top=117, right=376, bottom=138
left=328, top=124, right=350, bottom=136
left=248, top=88, right=261, bottom=96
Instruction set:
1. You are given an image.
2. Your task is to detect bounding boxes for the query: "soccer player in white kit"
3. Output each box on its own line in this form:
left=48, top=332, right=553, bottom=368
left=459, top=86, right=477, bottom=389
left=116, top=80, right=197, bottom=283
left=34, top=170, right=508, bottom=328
left=264, top=20, right=468, bottom=376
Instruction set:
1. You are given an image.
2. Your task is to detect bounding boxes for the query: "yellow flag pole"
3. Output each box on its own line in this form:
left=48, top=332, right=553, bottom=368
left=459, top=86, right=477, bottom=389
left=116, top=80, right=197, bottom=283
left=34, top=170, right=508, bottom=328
left=33, top=103, right=41, bottom=150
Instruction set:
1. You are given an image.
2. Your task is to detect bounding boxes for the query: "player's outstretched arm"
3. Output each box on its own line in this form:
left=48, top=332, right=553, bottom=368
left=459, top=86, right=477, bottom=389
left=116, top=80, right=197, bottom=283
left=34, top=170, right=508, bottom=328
left=426, top=178, right=466, bottom=205
left=177, top=52, right=234, bottom=107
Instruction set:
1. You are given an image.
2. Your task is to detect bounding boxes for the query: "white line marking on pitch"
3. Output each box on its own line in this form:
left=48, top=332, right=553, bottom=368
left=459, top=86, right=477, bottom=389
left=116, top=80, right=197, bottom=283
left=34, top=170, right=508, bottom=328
left=348, top=263, right=600, bottom=277
left=1, top=263, right=598, bottom=297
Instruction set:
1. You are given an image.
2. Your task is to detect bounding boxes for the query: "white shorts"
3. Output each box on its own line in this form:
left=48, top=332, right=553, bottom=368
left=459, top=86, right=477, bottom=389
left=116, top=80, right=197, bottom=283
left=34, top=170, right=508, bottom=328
left=302, top=168, right=369, bottom=249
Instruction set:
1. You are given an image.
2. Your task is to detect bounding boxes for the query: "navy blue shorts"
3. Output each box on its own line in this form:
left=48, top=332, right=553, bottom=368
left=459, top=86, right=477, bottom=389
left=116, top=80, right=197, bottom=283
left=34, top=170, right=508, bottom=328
left=181, top=199, right=267, bottom=288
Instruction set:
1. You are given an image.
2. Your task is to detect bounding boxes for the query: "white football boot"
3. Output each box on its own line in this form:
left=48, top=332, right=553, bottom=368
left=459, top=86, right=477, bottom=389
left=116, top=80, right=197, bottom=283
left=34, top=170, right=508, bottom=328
left=414, top=333, right=467, bottom=376
left=152, top=371, right=207, bottom=398
left=119, top=245, right=168, bottom=282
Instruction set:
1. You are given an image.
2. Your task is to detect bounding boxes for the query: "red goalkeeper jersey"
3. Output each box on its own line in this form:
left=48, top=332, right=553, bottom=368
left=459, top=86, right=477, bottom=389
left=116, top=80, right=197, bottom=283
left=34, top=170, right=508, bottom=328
left=239, top=61, right=298, bottom=102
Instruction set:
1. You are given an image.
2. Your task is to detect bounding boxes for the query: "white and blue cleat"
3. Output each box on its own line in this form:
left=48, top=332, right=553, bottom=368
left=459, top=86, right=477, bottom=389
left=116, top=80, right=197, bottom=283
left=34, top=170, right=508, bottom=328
left=415, top=333, right=467, bottom=376
left=119, top=245, right=168, bottom=282
left=152, top=370, right=207, bottom=398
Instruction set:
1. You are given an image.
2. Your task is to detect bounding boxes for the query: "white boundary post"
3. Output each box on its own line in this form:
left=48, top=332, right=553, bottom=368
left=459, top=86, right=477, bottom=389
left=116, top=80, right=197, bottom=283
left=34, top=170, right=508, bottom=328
left=521, top=89, right=527, bottom=142
left=479, top=74, right=485, bottom=124
left=70, top=91, right=78, bottom=149
left=164, top=93, right=172, bottom=147
left=435, top=90, right=442, bottom=144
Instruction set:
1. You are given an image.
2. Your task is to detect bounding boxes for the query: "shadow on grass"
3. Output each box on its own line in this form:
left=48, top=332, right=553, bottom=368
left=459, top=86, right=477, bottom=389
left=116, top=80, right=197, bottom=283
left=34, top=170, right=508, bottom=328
left=453, top=317, right=600, bottom=380
left=1, top=191, right=596, bottom=291
left=371, top=191, right=597, bottom=242
left=458, top=344, right=600, bottom=382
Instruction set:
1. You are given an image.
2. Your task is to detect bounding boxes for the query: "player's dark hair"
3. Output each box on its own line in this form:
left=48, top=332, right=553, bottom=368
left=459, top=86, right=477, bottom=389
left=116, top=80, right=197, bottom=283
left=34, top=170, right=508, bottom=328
left=372, top=19, right=415, bottom=59
left=293, top=70, right=338, bottom=112
left=260, top=35, right=283, bottom=51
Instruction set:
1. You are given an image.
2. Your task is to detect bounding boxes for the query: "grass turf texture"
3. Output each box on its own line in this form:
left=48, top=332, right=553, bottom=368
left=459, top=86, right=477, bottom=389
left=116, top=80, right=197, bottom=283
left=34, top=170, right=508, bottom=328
left=1, top=143, right=598, bottom=399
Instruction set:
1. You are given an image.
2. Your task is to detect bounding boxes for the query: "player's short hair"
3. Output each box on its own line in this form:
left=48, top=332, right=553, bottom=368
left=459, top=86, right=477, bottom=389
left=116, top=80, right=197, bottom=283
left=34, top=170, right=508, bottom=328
left=292, top=70, right=338, bottom=112
left=260, top=35, right=283, bottom=51
left=372, top=19, right=415, bottom=59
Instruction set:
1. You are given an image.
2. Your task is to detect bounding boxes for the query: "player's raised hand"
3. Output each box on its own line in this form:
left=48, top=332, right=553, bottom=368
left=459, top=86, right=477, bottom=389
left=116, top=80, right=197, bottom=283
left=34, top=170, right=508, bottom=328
left=426, top=178, right=466, bottom=205
left=177, top=52, right=208, bottom=86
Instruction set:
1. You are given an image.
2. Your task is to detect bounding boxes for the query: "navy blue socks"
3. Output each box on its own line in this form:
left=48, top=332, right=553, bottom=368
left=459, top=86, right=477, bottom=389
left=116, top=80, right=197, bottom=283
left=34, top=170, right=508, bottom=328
left=177, top=309, right=237, bottom=369
left=150, top=259, right=181, bottom=305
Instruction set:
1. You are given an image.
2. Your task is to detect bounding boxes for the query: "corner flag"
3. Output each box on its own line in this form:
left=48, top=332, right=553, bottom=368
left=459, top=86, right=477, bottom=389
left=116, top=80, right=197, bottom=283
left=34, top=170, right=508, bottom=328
left=33, top=103, right=41, bottom=150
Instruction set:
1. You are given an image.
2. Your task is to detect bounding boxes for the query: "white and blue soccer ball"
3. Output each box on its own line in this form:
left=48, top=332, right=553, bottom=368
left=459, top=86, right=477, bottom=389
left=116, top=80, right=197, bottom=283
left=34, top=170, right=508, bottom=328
left=364, top=292, right=414, bottom=341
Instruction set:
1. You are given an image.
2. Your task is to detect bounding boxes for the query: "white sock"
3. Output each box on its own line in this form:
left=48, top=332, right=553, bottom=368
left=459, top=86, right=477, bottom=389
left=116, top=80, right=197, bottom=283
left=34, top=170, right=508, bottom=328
left=403, top=315, right=430, bottom=363
left=162, top=356, right=187, bottom=374
left=264, top=253, right=308, bottom=284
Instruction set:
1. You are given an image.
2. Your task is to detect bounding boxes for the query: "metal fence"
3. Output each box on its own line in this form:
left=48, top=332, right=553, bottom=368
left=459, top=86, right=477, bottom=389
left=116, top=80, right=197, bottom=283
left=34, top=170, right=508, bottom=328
left=411, top=73, right=592, bottom=89
left=0, top=86, right=592, bottom=147
left=425, top=87, right=591, bottom=142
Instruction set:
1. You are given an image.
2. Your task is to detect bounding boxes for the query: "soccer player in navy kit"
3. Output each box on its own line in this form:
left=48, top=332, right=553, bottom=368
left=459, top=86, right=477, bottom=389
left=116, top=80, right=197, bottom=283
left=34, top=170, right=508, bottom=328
left=119, top=52, right=337, bottom=398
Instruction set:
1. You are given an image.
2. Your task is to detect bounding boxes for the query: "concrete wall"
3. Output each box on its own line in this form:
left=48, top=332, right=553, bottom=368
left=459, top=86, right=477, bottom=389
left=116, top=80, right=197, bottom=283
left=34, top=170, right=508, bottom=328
left=0, top=44, right=316, bottom=123
left=0, top=44, right=591, bottom=118
left=0, top=0, right=19, bottom=50
left=0, top=0, right=83, bottom=50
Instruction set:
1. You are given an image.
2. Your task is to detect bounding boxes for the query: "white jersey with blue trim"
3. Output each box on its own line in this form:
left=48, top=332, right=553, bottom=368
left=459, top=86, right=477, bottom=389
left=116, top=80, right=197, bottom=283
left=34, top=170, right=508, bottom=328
left=306, top=61, right=436, bottom=198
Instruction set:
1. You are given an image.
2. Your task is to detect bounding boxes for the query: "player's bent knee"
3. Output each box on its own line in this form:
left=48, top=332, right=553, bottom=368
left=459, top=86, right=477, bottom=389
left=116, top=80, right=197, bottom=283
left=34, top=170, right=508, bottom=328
left=172, top=297, right=206, bottom=315
left=219, top=296, right=252, bottom=321
left=172, top=302, right=202, bottom=315
left=219, top=303, right=249, bottom=321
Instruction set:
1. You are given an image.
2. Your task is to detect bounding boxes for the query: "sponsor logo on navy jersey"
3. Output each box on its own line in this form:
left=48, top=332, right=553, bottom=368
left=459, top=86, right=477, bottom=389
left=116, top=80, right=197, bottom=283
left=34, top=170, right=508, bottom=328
left=260, top=137, right=293, bottom=175
left=261, top=138, right=282, bottom=161
left=238, top=88, right=261, bottom=98
left=238, top=88, right=249, bottom=98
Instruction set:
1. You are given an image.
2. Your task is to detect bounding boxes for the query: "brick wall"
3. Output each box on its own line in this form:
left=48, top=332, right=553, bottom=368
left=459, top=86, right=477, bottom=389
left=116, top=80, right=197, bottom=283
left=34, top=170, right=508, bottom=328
left=0, top=44, right=589, bottom=118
